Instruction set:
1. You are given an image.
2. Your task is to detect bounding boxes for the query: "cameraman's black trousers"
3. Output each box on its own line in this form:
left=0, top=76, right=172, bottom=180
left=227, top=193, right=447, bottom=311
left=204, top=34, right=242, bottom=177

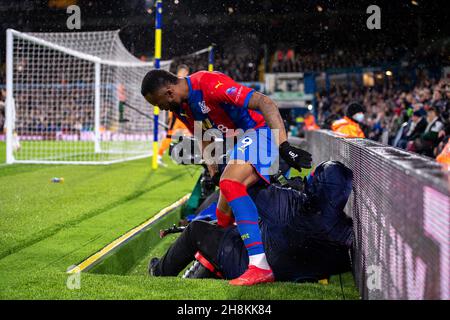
left=152, top=221, right=224, bottom=276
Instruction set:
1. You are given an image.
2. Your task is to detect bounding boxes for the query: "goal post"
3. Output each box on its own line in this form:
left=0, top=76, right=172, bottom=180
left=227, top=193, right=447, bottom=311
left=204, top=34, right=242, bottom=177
left=94, top=61, right=101, bottom=154
left=5, top=29, right=170, bottom=165
left=5, top=29, right=14, bottom=164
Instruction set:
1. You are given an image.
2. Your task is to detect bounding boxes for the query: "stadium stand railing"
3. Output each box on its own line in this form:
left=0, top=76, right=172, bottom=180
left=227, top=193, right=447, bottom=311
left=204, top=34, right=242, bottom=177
left=306, top=130, right=449, bottom=300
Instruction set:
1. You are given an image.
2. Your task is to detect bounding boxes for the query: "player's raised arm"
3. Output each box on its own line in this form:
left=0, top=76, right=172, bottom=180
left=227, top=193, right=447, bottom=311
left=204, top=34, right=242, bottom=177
left=248, top=91, right=313, bottom=170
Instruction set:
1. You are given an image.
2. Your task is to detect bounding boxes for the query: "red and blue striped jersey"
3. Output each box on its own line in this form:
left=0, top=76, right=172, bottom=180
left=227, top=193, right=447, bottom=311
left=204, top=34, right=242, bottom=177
left=174, top=71, right=266, bottom=136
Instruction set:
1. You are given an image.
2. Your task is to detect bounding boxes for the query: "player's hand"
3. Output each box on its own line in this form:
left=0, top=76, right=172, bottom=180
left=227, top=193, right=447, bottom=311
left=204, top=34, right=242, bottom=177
left=279, top=141, right=312, bottom=171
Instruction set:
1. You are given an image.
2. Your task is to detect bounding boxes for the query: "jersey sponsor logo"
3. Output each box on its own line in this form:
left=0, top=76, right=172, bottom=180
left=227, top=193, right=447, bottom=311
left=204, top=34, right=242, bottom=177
left=235, top=86, right=243, bottom=103
left=215, top=81, right=224, bottom=89
left=198, top=101, right=211, bottom=114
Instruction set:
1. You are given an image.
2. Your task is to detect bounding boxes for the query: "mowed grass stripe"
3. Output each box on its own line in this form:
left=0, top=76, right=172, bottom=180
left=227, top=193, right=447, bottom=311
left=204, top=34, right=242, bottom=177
left=0, top=142, right=5, bottom=164
left=0, top=171, right=189, bottom=260
left=0, top=141, right=201, bottom=257
left=68, top=193, right=190, bottom=273
left=0, top=177, right=197, bottom=274
left=0, top=142, right=360, bottom=299
left=0, top=269, right=359, bottom=300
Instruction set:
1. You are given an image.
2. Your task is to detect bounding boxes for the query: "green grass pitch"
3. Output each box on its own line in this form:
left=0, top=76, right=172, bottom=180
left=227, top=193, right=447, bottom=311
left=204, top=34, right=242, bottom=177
left=12, top=140, right=154, bottom=163
left=0, top=141, right=359, bottom=299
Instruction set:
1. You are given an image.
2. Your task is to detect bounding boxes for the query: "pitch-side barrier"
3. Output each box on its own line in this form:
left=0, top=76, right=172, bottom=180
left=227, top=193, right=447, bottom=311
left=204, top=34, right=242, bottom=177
left=306, top=130, right=449, bottom=300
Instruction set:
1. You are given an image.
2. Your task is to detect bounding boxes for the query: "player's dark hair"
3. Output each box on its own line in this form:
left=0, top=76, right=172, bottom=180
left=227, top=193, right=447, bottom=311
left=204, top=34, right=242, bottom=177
left=141, top=69, right=178, bottom=96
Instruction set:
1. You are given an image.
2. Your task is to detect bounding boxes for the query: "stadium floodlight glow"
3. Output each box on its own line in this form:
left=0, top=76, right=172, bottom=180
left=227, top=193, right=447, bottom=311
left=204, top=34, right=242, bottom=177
left=5, top=29, right=170, bottom=165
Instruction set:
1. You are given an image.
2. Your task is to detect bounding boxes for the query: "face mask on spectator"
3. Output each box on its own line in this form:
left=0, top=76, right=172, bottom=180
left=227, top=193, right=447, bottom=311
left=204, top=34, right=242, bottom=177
left=352, top=112, right=365, bottom=123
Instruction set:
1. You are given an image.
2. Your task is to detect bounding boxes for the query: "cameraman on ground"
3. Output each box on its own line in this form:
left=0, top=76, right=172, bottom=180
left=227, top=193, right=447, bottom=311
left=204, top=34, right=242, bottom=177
left=149, top=161, right=353, bottom=283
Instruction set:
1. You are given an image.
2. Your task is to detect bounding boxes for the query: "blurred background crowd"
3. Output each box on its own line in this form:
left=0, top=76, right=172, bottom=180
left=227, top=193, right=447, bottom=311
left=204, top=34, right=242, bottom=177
left=0, top=0, right=449, bottom=161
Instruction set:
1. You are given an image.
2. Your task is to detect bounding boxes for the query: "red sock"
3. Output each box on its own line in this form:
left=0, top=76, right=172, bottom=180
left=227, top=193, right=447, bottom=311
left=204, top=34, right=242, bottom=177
left=216, top=207, right=235, bottom=228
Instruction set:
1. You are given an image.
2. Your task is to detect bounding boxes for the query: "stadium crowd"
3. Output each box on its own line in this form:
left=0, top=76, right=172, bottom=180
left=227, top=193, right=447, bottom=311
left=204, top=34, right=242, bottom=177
left=269, top=42, right=445, bottom=73
left=0, top=88, right=4, bottom=133
left=0, top=63, right=4, bottom=132
left=1, top=44, right=449, bottom=161
left=316, top=78, right=450, bottom=160
left=271, top=45, right=399, bottom=73
left=169, top=51, right=259, bottom=82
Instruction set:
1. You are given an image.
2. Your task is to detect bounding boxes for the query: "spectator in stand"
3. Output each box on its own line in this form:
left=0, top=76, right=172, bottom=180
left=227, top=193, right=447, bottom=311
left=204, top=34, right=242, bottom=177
left=404, top=110, right=428, bottom=152
left=317, top=77, right=450, bottom=159
left=0, top=63, right=5, bottom=86
left=433, top=81, right=450, bottom=118
left=170, top=52, right=259, bottom=82
left=436, top=139, right=450, bottom=165
left=414, top=106, right=444, bottom=157
left=0, top=89, right=5, bottom=132
left=367, top=111, right=386, bottom=142
left=303, top=113, right=319, bottom=131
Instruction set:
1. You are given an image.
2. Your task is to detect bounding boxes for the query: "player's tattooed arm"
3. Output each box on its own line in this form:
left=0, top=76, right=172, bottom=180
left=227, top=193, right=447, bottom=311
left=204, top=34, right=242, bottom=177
left=247, top=91, right=287, bottom=145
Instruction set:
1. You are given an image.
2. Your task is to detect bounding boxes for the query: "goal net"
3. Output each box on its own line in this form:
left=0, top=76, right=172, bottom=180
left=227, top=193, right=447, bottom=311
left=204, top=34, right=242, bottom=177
left=5, top=29, right=170, bottom=164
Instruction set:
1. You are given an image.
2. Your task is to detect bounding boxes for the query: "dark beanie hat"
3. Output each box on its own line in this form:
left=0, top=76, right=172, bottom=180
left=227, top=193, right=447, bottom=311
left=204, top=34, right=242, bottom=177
left=413, top=110, right=423, bottom=117
left=346, top=103, right=365, bottom=118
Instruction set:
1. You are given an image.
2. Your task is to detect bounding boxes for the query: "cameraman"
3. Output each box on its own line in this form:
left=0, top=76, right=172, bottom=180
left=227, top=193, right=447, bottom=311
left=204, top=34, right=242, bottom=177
left=149, top=161, right=353, bottom=283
